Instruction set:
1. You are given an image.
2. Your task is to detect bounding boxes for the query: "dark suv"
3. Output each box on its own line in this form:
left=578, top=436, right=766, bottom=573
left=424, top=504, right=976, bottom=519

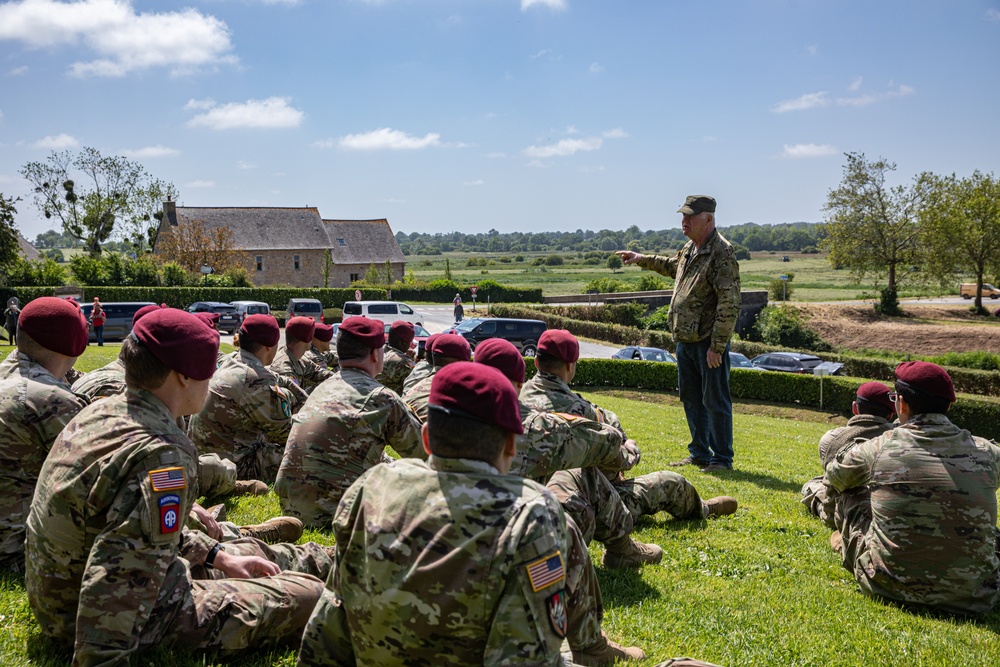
left=751, top=351, right=825, bottom=374
left=80, top=302, right=157, bottom=342
left=449, top=317, right=547, bottom=356
left=185, top=301, right=240, bottom=334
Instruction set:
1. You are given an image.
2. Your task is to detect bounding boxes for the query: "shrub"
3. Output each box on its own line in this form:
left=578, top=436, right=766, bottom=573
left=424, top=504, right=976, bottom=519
left=733, top=243, right=751, bottom=260
left=584, top=277, right=634, bottom=293
left=531, top=257, right=545, bottom=266
left=635, top=273, right=669, bottom=291
left=643, top=305, right=671, bottom=331
left=876, top=286, right=901, bottom=316
left=752, top=305, right=832, bottom=352
left=514, top=255, right=525, bottom=262
left=768, top=278, right=794, bottom=301
left=499, top=256, right=512, bottom=264
left=161, top=262, right=188, bottom=287
left=544, top=255, right=564, bottom=266
left=927, top=351, right=1000, bottom=371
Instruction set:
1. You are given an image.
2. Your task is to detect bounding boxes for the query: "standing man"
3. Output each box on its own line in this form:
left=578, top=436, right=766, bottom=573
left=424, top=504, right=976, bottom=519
left=3, top=297, right=20, bottom=345
left=376, top=320, right=416, bottom=395
left=89, top=298, right=106, bottom=346
left=617, top=195, right=742, bottom=472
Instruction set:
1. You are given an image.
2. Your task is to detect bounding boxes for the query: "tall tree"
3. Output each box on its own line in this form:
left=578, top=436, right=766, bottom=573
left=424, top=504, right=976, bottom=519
left=153, top=219, right=247, bottom=275
left=822, top=152, right=928, bottom=314
left=20, top=147, right=177, bottom=256
left=920, top=171, right=1000, bottom=314
left=0, top=194, right=22, bottom=275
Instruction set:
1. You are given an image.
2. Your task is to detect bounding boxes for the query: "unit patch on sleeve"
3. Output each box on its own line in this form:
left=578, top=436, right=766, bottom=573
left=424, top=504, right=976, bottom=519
left=525, top=551, right=565, bottom=592
left=159, top=494, right=181, bottom=534
left=547, top=590, right=568, bottom=638
left=149, top=467, right=187, bottom=491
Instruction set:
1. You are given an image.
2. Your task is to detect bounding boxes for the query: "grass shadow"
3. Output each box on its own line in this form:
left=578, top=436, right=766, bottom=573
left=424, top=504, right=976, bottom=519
left=594, top=566, right=661, bottom=608
left=702, top=467, right=803, bottom=494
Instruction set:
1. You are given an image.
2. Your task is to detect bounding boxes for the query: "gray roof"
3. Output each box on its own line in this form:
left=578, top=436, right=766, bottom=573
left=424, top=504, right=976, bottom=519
left=18, top=234, right=40, bottom=261
left=324, top=219, right=406, bottom=264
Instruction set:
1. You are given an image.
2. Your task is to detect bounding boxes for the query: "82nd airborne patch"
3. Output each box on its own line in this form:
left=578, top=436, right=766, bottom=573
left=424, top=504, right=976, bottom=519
left=159, top=494, right=181, bottom=534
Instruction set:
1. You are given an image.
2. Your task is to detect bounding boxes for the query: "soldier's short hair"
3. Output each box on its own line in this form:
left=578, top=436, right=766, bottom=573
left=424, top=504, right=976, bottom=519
left=387, top=330, right=408, bottom=351
left=14, top=328, right=47, bottom=359
left=239, top=336, right=265, bottom=355
left=426, top=409, right=506, bottom=462
left=895, top=382, right=950, bottom=416
left=535, top=351, right=568, bottom=374
left=337, top=330, right=375, bottom=361
left=853, top=397, right=894, bottom=420
left=121, top=335, right=171, bottom=390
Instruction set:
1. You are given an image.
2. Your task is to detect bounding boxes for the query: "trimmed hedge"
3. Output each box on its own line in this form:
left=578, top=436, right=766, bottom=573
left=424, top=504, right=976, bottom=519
left=526, top=358, right=1000, bottom=442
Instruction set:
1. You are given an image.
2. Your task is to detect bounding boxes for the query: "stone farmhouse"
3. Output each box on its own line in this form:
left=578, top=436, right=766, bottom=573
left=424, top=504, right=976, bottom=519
left=153, top=200, right=406, bottom=288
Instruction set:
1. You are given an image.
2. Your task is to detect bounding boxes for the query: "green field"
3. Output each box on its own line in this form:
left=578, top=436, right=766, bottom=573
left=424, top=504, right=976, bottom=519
left=2, top=346, right=999, bottom=666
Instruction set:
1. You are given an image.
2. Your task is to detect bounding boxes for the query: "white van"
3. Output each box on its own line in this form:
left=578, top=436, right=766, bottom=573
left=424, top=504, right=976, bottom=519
left=342, top=301, right=424, bottom=327
left=230, top=300, right=271, bottom=324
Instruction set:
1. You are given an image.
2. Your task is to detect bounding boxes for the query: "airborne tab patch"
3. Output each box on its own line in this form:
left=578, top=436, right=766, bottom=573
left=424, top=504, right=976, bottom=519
left=159, top=494, right=181, bottom=534
left=526, top=551, right=565, bottom=592
left=149, top=467, right=186, bottom=491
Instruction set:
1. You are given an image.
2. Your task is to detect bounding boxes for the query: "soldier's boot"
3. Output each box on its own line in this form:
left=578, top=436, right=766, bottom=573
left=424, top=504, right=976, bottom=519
left=703, top=496, right=738, bottom=518
left=601, top=535, right=663, bottom=569
left=240, top=517, right=303, bottom=544
left=572, top=633, right=645, bottom=666
left=230, top=480, right=269, bottom=497
left=829, top=530, right=843, bottom=554
left=207, top=504, right=227, bottom=522
left=669, top=455, right=711, bottom=468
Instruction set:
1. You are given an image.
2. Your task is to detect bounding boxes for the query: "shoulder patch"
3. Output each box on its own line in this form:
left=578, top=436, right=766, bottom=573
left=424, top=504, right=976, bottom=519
left=547, top=590, right=568, bottom=638
left=158, top=494, right=181, bottom=534
left=149, top=467, right=186, bottom=491
left=526, top=551, right=565, bottom=592
left=270, top=384, right=292, bottom=418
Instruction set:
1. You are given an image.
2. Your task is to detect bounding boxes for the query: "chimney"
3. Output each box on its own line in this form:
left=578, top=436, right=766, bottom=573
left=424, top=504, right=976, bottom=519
left=163, top=199, right=177, bottom=226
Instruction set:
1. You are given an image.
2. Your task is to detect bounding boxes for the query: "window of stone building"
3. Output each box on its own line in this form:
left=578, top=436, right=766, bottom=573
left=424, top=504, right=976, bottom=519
left=255, top=256, right=263, bottom=272
left=350, top=273, right=359, bottom=282
left=337, top=238, right=347, bottom=246
left=294, top=255, right=300, bottom=270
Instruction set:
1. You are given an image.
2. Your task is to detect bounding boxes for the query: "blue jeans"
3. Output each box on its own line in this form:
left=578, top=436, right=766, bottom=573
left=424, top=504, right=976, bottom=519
left=676, top=338, right=734, bottom=467
left=94, top=325, right=104, bottom=346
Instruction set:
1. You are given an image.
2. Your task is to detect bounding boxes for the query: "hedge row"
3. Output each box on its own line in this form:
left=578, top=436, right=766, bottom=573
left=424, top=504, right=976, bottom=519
left=526, top=358, right=1000, bottom=443
left=492, top=304, right=675, bottom=349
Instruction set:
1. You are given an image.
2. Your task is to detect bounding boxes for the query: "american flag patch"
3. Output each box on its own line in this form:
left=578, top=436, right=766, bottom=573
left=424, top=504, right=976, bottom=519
left=149, top=467, right=186, bottom=491
left=526, top=551, right=565, bottom=592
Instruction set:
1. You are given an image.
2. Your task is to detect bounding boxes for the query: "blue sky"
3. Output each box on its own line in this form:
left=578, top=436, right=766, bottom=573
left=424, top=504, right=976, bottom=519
left=1, top=0, right=998, bottom=242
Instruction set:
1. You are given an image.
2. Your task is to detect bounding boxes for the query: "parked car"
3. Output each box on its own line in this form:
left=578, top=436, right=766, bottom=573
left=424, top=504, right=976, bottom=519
left=185, top=301, right=240, bottom=334
left=342, top=300, right=424, bottom=327
left=960, top=283, right=1000, bottom=299
left=230, top=300, right=271, bottom=324
left=729, top=351, right=763, bottom=370
left=751, top=351, right=842, bottom=374
left=447, top=317, right=547, bottom=356
left=286, top=298, right=325, bottom=324
left=611, top=346, right=676, bottom=363
left=79, top=301, right=157, bottom=342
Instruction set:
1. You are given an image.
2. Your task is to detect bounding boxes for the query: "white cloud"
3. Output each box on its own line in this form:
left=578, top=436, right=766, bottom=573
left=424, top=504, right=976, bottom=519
left=779, top=143, right=838, bottom=159
left=522, top=0, right=567, bottom=10
left=836, top=82, right=914, bottom=107
left=602, top=127, right=628, bottom=139
left=848, top=76, right=863, bottom=92
left=0, top=108, right=3, bottom=122
left=772, top=91, right=829, bottom=113
left=0, top=0, right=237, bottom=77
left=185, top=179, right=215, bottom=188
left=33, top=133, right=79, bottom=150
left=443, top=15, right=461, bottom=27
left=462, top=179, right=484, bottom=187
left=526, top=159, right=549, bottom=168
left=337, top=128, right=442, bottom=151
left=589, top=62, right=604, bottom=74
left=237, top=160, right=255, bottom=170
left=806, top=44, right=818, bottom=56
left=122, top=144, right=179, bottom=158
left=835, top=94, right=877, bottom=107
left=8, top=65, right=28, bottom=76
left=695, top=136, right=718, bottom=143
left=987, top=9, right=1000, bottom=21
left=565, top=125, right=579, bottom=135
left=523, top=137, right=601, bottom=158
left=186, top=97, right=304, bottom=130
left=529, top=49, right=551, bottom=60
left=184, top=98, right=216, bottom=111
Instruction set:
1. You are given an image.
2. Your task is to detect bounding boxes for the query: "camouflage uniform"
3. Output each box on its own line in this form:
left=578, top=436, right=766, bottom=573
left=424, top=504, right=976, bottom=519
left=825, top=413, right=1000, bottom=614
left=401, top=369, right=437, bottom=422
left=636, top=230, right=741, bottom=467
left=25, top=389, right=326, bottom=664
left=304, top=345, right=339, bottom=372
left=0, top=350, right=87, bottom=572
left=298, top=456, right=580, bottom=666
left=274, top=368, right=424, bottom=528
left=270, top=345, right=334, bottom=394
left=376, top=344, right=415, bottom=396
left=72, top=356, right=240, bottom=497
left=402, top=359, right=433, bottom=395
left=520, top=371, right=705, bottom=524
left=189, top=347, right=299, bottom=484
left=800, top=414, right=895, bottom=528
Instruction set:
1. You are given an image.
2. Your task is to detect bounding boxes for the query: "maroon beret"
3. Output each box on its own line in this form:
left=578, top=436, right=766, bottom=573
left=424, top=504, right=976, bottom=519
left=240, top=314, right=280, bottom=347
left=340, top=317, right=385, bottom=348
left=474, top=338, right=526, bottom=384
left=132, top=309, right=219, bottom=381
left=855, top=381, right=894, bottom=412
left=132, top=304, right=164, bottom=327
left=195, top=312, right=220, bottom=328
left=425, top=333, right=441, bottom=351
left=19, top=297, right=88, bottom=357
left=895, top=361, right=956, bottom=403
left=314, top=323, right=335, bottom=343
left=538, top=329, right=579, bottom=363
left=286, top=316, right=317, bottom=344
left=431, top=333, right=471, bottom=362
left=389, top=320, right=415, bottom=348
left=429, top=362, right=523, bottom=434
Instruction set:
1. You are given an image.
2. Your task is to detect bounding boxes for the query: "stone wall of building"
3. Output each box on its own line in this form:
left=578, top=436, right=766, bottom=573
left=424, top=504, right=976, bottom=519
left=246, top=252, right=405, bottom=288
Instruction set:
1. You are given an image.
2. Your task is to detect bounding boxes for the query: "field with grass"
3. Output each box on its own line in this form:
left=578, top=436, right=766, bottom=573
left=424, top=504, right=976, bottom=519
left=407, top=251, right=960, bottom=301
left=2, top=344, right=999, bottom=666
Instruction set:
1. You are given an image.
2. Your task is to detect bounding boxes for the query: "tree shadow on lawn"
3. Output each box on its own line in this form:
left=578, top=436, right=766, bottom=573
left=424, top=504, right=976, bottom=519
left=700, top=467, right=803, bottom=494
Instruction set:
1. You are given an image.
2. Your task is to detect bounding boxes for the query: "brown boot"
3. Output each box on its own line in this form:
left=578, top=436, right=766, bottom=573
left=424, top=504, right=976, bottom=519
left=829, top=530, right=843, bottom=554
left=572, top=634, right=645, bottom=666
left=601, top=537, right=663, bottom=569
left=704, top=496, right=738, bottom=518
left=231, top=480, right=269, bottom=496
left=240, top=516, right=303, bottom=544
left=206, top=503, right=227, bottom=522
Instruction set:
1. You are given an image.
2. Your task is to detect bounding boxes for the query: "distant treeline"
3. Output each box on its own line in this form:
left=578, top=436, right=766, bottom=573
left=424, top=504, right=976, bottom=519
left=395, top=221, right=825, bottom=256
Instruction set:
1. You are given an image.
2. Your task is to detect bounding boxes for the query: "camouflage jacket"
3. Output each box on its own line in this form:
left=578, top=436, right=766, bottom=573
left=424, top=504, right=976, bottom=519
left=825, top=412, right=1000, bottom=614
left=401, top=359, right=433, bottom=395
left=304, top=346, right=339, bottom=372
left=70, top=357, right=127, bottom=401
left=636, top=228, right=742, bottom=353
left=25, top=389, right=214, bottom=663
left=520, top=371, right=624, bottom=434
left=270, top=345, right=334, bottom=394
left=297, top=456, right=573, bottom=666
left=0, top=351, right=88, bottom=571
left=818, top=413, right=895, bottom=470
left=375, top=344, right=415, bottom=396
left=188, top=348, right=297, bottom=483
left=401, top=368, right=438, bottom=423
left=274, top=368, right=424, bottom=529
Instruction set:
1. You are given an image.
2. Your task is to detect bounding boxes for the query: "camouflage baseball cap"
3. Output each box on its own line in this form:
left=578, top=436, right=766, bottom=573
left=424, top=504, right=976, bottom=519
left=677, top=195, right=716, bottom=216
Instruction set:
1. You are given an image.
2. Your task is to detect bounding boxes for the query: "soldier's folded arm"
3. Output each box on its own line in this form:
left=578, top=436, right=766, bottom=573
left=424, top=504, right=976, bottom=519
left=384, top=393, right=426, bottom=460
left=824, top=435, right=881, bottom=494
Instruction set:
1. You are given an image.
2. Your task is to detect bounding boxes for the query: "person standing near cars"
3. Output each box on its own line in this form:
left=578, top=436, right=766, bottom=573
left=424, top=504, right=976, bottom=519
left=4, top=298, right=20, bottom=345
left=616, top=195, right=741, bottom=472
left=89, top=298, right=106, bottom=346
left=453, top=292, right=464, bottom=323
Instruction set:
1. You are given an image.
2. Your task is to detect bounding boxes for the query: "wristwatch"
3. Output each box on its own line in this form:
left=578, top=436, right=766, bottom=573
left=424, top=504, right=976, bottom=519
left=204, top=543, right=223, bottom=569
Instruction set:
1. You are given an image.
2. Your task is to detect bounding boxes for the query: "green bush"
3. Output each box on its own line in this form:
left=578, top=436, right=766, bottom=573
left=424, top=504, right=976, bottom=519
left=584, top=277, right=634, bottom=293
left=752, top=305, right=832, bottom=352
left=643, top=305, right=671, bottom=331
left=544, top=255, right=564, bottom=266
left=635, top=273, right=669, bottom=291
left=768, top=278, right=793, bottom=301
left=532, top=303, right=647, bottom=328
left=4, top=257, right=67, bottom=287
left=927, top=351, right=1000, bottom=371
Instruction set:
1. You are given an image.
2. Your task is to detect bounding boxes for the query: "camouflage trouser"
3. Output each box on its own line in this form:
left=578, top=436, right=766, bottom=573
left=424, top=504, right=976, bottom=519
left=190, top=537, right=334, bottom=582
left=613, top=471, right=704, bottom=522
left=835, top=488, right=877, bottom=577
left=198, top=454, right=239, bottom=498
left=563, top=516, right=603, bottom=652
left=233, top=442, right=285, bottom=485
left=140, top=569, right=325, bottom=656
left=801, top=475, right=836, bottom=529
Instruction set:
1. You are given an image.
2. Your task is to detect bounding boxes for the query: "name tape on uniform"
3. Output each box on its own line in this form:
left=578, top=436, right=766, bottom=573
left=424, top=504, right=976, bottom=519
left=526, top=551, right=565, bottom=592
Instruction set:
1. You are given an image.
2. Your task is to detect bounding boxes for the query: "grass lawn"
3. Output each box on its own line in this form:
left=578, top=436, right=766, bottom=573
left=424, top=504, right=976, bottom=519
left=2, top=348, right=999, bottom=665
